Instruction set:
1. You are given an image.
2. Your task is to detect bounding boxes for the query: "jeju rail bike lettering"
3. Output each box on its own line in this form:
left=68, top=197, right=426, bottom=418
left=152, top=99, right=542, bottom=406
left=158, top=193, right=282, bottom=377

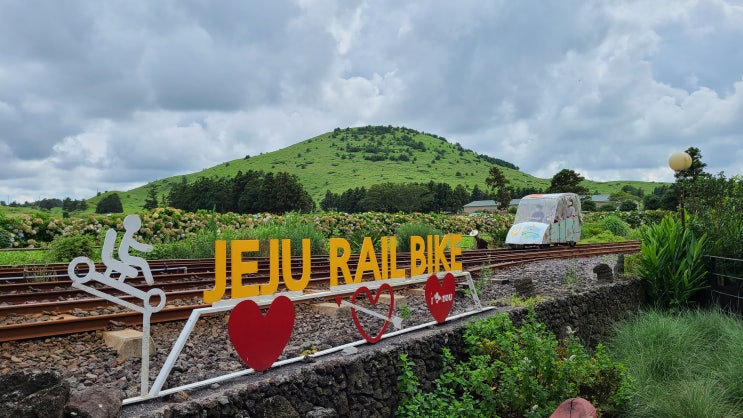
left=203, top=234, right=462, bottom=303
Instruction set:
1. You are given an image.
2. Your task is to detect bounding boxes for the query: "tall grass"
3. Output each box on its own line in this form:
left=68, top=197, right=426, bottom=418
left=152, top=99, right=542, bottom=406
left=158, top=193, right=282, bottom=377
left=395, top=222, right=444, bottom=252
left=149, top=212, right=224, bottom=259
left=246, top=213, right=328, bottom=256
left=607, top=308, right=743, bottom=417
left=0, top=249, right=48, bottom=266
left=150, top=212, right=328, bottom=259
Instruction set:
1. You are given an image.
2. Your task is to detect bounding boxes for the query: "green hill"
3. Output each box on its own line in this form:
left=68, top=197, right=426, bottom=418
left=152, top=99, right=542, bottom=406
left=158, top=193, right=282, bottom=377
left=90, top=126, right=666, bottom=212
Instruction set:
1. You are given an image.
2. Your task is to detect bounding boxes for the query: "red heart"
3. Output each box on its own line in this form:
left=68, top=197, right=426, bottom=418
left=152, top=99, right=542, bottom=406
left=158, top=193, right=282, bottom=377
left=425, top=272, right=456, bottom=323
left=350, top=283, right=394, bottom=344
left=228, top=295, right=295, bottom=372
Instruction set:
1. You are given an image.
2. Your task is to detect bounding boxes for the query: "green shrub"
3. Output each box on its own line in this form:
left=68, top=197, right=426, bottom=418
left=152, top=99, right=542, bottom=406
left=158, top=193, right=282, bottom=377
left=582, top=210, right=670, bottom=231
left=347, top=227, right=384, bottom=253
left=598, top=203, right=617, bottom=212
left=149, top=211, right=221, bottom=259
left=397, top=351, right=482, bottom=417
left=627, top=228, right=643, bottom=241
left=581, top=212, right=637, bottom=241
left=45, top=234, right=96, bottom=263
left=637, top=214, right=709, bottom=311
left=580, top=224, right=604, bottom=240
left=621, top=211, right=643, bottom=229
left=685, top=173, right=743, bottom=259
left=638, top=210, right=669, bottom=226
left=395, top=222, right=444, bottom=252
left=618, top=200, right=638, bottom=211
left=623, top=253, right=642, bottom=277
left=397, top=310, right=634, bottom=417
left=580, top=231, right=627, bottom=244
left=0, top=226, right=10, bottom=248
left=600, top=215, right=630, bottom=237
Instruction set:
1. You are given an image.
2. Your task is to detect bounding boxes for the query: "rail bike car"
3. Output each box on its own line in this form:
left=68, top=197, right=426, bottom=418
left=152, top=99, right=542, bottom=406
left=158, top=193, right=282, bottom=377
left=505, top=193, right=582, bottom=249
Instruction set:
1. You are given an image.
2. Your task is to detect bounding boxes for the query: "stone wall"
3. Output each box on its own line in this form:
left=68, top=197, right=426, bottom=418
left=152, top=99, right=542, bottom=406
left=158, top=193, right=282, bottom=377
left=129, top=279, right=646, bottom=418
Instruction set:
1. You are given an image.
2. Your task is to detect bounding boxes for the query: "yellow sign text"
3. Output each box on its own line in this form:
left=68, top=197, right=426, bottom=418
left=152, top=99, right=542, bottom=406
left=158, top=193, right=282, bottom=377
left=203, top=234, right=461, bottom=303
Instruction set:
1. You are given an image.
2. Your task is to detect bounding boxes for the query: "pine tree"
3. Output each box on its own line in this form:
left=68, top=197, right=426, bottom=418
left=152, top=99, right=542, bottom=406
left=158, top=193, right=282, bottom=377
left=143, top=184, right=159, bottom=210
left=96, top=193, right=124, bottom=214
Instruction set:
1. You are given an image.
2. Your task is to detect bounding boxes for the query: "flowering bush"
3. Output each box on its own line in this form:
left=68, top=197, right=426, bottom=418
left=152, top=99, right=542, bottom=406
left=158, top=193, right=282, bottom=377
left=0, top=209, right=516, bottom=249
left=0, top=209, right=669, bottom=249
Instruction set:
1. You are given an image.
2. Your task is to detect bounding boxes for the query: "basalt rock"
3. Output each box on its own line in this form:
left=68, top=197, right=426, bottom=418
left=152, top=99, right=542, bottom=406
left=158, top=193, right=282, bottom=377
left=593, top=264, right=614, bottom=283
left=513, top=277, right=535, bottom=298
left=255, top=395, right=300, bottom=418
left=614, top=254, right=625, bottom=277
left=305, top=406, right=339, bottom=418
left=65, top=386, right=123, bottom=418
left=0, top=370, right=70, bottom=418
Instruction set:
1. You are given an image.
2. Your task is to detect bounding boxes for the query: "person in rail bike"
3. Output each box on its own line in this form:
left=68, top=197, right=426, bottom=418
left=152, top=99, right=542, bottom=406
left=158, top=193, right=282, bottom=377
left=554, top=198, right=574, bottom=223
left=530, top=204, right=546, bottom=223
left=470, top=230, right=489, bottom=249
left=118, top=214, right=155, bottom=285
left=566, top=199, right=576, bottom=218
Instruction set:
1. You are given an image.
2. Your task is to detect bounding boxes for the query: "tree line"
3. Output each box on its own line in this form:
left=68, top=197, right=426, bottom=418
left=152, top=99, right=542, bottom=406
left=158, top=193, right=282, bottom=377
left=319, top=182, right=474, bottom=213
left=165, top=170, right=315, bottom=214
left=1, top=198, right=88, bottom=213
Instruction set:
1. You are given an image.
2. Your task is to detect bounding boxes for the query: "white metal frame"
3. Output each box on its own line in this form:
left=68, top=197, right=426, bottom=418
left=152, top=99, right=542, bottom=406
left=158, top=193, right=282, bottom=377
left=122, top=270, right=491, bottom=405
left=67, top=214, right=165, bottom=397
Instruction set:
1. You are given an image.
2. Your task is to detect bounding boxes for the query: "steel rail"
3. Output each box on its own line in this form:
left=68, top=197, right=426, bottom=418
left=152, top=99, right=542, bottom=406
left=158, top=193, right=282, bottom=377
left=0, top=241, right=639, bottom=304
left=0, top=241, right=639, bottom=342
left=0, top=241, right=638, bottom=288
left=0, top=241, right=638, bottom=280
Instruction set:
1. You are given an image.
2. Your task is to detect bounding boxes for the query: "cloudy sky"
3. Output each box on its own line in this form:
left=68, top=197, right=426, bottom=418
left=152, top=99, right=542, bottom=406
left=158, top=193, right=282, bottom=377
left=2, top=0, right=742, bottom=203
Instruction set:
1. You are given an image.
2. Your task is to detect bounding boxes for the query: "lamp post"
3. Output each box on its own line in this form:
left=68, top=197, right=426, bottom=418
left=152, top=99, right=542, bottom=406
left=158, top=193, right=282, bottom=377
left=668, top=151, right=692, bottom=230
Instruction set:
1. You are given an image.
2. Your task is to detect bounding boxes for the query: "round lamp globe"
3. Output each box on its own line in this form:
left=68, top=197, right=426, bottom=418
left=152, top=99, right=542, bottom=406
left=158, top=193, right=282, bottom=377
left=668, top=151, right=692, bottom=171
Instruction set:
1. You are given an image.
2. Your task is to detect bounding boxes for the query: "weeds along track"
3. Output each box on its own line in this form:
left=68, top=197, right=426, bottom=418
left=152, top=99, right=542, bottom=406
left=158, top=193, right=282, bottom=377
left=0, top=241, right=639, bottom=342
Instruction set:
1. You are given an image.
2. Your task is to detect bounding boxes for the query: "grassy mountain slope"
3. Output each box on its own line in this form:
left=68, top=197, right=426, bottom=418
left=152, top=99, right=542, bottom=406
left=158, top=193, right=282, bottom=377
left=90, top=126, right=665, bottom=212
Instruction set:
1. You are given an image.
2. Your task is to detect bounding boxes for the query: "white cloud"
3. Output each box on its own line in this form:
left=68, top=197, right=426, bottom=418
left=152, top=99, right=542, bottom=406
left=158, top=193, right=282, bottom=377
left=52, top=121, right=112, bottom=168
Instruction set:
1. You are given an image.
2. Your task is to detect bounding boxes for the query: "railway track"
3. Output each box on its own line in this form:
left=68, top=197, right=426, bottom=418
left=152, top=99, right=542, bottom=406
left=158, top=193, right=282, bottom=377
left=0, top=241, right=639, bottom=342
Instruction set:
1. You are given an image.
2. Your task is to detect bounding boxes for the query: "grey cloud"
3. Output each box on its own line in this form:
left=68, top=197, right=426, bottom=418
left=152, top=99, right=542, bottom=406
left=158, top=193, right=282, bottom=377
left=651, top=26, right=743, bottom=94
left=364, top=1, right=608, bottom=130
left=1, top=0, right=742, bottom=202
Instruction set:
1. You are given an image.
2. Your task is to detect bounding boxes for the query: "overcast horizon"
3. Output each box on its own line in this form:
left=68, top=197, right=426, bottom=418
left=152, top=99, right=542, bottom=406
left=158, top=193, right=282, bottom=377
left=1, top=1, right=742, bottom=204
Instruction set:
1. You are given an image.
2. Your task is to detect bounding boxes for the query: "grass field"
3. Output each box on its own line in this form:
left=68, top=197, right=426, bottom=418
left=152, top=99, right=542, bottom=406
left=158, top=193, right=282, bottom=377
left=608, top=308, right=743, bottom=417
left=0, top=249, right=47, bottom=265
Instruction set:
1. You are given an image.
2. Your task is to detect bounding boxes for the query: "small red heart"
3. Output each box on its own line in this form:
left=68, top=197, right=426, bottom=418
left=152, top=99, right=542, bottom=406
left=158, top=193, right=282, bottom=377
left=425, top=272, right=456, bottom=323
left=228, top=295, right=295, bottom=372
left=350, top=283, right=394, bottom=343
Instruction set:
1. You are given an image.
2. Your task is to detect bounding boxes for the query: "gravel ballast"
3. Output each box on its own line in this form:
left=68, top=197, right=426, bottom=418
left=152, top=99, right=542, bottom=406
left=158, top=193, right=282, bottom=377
left=0, top=254, right=630, bottom=409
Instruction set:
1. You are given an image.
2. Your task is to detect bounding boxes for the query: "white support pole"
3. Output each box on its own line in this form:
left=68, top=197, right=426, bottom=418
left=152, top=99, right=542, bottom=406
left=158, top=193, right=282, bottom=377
left=141, top=311, right=151, bottom=396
